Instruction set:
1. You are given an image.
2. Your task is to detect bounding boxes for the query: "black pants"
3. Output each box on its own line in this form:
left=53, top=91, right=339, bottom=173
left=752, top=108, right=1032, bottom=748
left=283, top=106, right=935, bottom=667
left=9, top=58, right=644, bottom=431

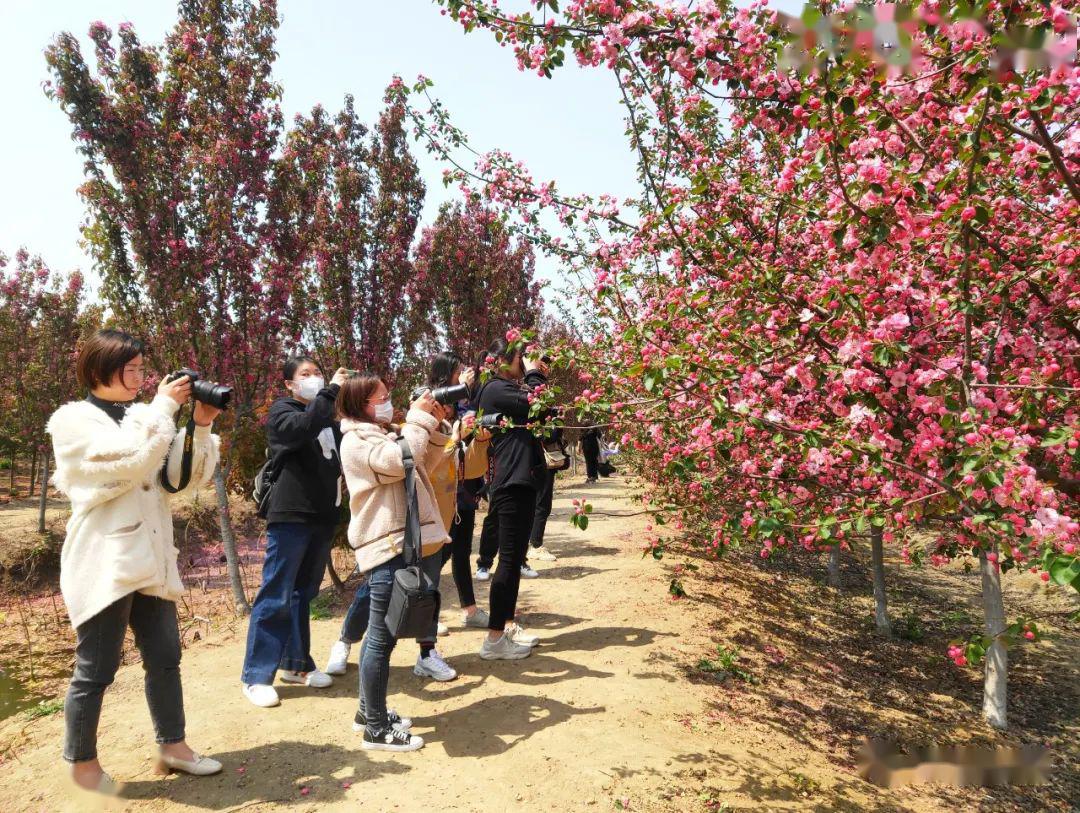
left=64, top=593, right=184, bottom=762
left=442, top=508, right=477, bottom=608
left=530, top=468, right=556, bottom=547
left=477, top=505, right=499, bottom=571
left=583, top=441, right=600, bottom=480
left=487, top=485, right=536, bottom=630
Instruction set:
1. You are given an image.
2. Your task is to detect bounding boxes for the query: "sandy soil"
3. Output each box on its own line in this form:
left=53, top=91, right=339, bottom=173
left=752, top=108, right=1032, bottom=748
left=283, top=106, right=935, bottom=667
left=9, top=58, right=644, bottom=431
left=0, top=477, right=1075, bottom=813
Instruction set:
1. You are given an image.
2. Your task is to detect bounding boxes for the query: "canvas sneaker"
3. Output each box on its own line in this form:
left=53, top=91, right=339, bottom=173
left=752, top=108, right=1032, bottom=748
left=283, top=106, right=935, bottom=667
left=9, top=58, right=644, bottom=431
left=353, top=708, right=412, bottom=732
left=520, top=564, right=540, bottom=579
left=414, top=650, right=458, bottom=682
left=531, top=547, right=557, bottom=561
left=479, top=634, right=533, bottom=660
left=325, top=640, right=351, bottom=676
left=475, top=567, right=491, bottom=581
left=362, top=726, right=424, bottom=752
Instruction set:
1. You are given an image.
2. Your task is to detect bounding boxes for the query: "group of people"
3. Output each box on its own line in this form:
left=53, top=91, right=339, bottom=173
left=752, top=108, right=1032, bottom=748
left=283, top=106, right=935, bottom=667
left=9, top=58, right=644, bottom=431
left=47, top=328, right=568, bottom=794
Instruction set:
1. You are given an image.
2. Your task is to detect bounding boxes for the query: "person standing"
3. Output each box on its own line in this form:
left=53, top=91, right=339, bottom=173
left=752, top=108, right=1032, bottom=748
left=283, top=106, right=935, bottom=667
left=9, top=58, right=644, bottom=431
left=47, top=329, right=223, bottom=795
left=527, top=426, right=566, bottom=562
left=338, top=374, right=446, bottom=752
left=475, top=337, right=549, bottom=659
left=241, top=357, right=349, bottom=708
left=581, top=426, right=602, bottom=483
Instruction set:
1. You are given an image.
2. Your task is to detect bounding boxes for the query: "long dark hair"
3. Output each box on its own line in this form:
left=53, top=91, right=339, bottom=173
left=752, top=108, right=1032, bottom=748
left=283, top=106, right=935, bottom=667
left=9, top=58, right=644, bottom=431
left=485, top=337, right=519, bottom=373
left=427, top=351, right=463, bottom=389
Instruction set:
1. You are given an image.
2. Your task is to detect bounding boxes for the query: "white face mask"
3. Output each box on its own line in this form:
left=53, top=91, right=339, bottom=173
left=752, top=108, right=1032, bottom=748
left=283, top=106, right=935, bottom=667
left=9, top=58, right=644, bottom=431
left=294, top=376, right=324, bottom=400
left=373, top=401, right=394, bottom=424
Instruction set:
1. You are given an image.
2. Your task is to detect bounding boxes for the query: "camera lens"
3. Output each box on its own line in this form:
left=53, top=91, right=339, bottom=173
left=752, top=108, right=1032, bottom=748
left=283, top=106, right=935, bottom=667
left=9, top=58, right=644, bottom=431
left=193, top=380, right=232, bottom=409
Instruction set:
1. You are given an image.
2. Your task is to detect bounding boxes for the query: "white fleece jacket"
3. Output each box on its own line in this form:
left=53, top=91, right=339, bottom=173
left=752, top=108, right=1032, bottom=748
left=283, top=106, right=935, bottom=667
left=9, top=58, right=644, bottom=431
left=47, top=394, right=220, bottom=629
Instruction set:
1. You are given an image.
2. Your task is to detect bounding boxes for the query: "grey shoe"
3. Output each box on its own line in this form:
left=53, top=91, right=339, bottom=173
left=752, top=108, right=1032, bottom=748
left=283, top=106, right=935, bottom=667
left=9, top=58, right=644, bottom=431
left=479, top=634, right=532, bottom=660
left=464, top=608, right=491, bottom=628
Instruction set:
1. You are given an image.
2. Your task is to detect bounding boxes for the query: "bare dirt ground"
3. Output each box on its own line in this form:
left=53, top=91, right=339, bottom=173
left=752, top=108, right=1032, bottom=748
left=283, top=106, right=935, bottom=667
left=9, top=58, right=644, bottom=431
left=0, top=477, right=1076, bottom=813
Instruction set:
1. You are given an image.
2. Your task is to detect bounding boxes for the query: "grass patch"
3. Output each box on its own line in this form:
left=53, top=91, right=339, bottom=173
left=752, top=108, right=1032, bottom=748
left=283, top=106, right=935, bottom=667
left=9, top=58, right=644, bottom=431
left=24, top=698, right=64, bottom=720
left=309, top=590, right=334, bottom=621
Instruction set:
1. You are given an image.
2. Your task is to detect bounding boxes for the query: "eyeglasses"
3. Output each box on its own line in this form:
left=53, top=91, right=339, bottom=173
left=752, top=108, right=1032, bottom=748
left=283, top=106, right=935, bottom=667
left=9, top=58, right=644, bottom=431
left=123, top=365, right=147, bottom=380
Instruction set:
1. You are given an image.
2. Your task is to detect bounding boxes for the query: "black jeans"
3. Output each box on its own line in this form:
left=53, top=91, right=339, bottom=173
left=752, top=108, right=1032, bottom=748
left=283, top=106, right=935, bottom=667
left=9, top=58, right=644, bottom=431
left=444, top=508, right=477, bottom=608
left=64, top=593, right=184, bottom=763
left=583, top=443, right=600, bottom=480
left=487, top=485, right=536, bottom=631
left=530, top=468, right=556, bottom=547
left=476, top=505, right=499, bottom=571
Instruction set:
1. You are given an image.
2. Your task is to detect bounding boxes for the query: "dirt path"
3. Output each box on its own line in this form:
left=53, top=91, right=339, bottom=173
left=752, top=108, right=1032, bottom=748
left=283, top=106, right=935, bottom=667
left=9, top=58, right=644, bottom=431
left=0, top=479, right=1072, bottom=812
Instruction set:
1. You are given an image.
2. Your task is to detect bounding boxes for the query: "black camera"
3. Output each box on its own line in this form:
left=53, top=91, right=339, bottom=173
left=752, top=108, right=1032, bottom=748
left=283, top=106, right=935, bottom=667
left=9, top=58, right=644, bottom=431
left=477, top=412, right=505, bottom=429
left=411, top=383, right=471, bottom=406
left=168, top=368, right=232, bottom=409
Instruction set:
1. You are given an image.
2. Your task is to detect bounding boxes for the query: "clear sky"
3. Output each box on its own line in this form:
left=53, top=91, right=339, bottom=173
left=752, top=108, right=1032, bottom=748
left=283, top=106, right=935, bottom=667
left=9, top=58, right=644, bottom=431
left=0, top=0, right=640, bottom=300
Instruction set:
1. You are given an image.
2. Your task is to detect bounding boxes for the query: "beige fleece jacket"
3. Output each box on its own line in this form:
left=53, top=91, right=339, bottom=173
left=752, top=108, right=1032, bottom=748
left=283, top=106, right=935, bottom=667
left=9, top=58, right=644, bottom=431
left=339, top=408, right=451, bottom=574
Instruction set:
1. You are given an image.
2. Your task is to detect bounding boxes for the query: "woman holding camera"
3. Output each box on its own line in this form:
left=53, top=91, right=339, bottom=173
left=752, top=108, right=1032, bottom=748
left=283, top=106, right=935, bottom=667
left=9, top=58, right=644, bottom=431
left=241, top=356, right=349, bottom=708
left=337, top=373, right=447, bottom=751
left=425, top=353, right=491, bottom=631
left=475, top=337, right=549, bottom=660
left=47, top=330, right=223, bottom=794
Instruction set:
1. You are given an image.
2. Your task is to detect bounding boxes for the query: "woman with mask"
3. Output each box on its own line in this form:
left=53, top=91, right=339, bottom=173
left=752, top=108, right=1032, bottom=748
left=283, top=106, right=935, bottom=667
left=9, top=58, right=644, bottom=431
left=475, top=337, right=549, bottom=660
left=240, top=356, right=350, bottom=708
left=324, top=352, right=490, bottom=683
left=47, top=329, right=222, bottom=794
left=337, top=374, right=446, bottom=751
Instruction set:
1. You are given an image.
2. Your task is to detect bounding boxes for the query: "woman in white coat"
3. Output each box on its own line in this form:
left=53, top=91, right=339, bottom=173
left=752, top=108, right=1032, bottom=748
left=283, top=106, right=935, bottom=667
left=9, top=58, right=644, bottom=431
left=47, top=330, right=223, bottom=795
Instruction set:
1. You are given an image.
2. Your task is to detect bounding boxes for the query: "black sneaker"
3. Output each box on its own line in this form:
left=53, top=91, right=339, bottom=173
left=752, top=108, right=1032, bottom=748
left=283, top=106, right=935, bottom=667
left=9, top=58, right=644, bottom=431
left=353, top=708, right=412, bottom=732
left=362, top=726, right=424, bottom=752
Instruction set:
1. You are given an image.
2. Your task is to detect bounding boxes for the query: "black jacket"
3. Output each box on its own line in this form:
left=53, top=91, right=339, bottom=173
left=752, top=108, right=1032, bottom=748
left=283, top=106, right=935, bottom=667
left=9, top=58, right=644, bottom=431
left=264, top=385, right=343, bottom=525
left=476, top=370, right=548, bottom=493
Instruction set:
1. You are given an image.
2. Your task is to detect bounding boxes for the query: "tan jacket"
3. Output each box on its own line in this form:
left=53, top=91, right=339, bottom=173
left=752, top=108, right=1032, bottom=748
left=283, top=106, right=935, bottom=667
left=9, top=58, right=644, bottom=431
left=426, top=421, right=490, bottom=531
left=340, top=408, right=451, bottom=573
left=47, top=395, right=219, bottom=629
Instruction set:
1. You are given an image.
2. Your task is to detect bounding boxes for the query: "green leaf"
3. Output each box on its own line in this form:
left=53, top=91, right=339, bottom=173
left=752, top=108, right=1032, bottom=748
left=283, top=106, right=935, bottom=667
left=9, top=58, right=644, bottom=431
left=1049, top=556, right=1080, bottom=587
left=840, top=96, right=856, bottom=116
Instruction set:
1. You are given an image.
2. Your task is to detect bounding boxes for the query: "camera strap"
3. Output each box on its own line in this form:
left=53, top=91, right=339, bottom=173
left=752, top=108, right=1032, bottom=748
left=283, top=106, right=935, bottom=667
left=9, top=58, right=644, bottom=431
left=396, top=436, right=422, bottom=566
left=159, top=414, right=197, bottom=494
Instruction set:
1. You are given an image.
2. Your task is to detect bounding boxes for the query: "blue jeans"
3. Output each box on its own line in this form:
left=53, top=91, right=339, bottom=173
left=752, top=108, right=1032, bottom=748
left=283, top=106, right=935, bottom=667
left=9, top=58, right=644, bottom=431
left=241, top=521, right=336, bottom=685
left=359, top=554, right=406, bottom=733
left=343, top=551, right=443, bottom=647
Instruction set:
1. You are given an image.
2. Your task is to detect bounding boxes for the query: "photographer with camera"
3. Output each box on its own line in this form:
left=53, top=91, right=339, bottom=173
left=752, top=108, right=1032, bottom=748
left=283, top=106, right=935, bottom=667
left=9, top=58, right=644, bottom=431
left=324, top=353, right=488, bottom=683
left=47, top=330, right=224, bottom=794
left=337, top=373, right=447, bottom=752
left=475, top=337, right=550, bottom=660
left=241, top=356, right=350, bottom=709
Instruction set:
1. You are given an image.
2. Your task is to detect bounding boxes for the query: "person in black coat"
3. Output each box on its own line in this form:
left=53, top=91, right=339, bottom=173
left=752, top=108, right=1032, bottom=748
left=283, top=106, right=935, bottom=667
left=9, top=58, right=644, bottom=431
left=474, top=337, right=549, bottom=659
left=241, top=356, right=349, bottom=708
left=581, top=426, right=602, bottom=483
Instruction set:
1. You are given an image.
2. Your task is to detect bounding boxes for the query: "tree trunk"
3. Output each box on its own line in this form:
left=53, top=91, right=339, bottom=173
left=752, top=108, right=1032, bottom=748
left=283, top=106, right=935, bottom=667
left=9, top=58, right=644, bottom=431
left=28, top=450, right=38, bottom=498
left=37, top=451, right=49, bottom=535
left=213, top=464, right=250, bottom=614
left=827, top=544, right=841, bottom=587
left=571, top=441, right=579, bottom=477
left=8, top=452, right=15, bottom=494
left=870, top=527, right=891, bottom=637
left=979, top=545, right=1008, bottom=730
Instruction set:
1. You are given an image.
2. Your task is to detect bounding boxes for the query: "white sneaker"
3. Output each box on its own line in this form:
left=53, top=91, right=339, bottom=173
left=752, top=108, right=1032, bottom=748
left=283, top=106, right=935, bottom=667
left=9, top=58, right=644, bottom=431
left=520, top=564, right=540, bottom=579
left=437, top=621, right=449, bottom=635
left=531, top=547, right=557, bottom=561
left=242, top=683, right=280, bottom=708
left=325, top=640, right=351, bottom=676
left=480, top=634, right=533, bottom=660
left=475, top=567, right=491, bottom=581
left=506, top=622, right=540, bottom=647
left=280, top=669, right=333, bottom=688
left=414, top=649, right=458, bottom=682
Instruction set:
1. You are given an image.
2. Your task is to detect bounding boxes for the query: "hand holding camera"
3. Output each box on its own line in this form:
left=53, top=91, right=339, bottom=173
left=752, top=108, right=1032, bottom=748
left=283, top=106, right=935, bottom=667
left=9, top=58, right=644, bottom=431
left=411, top=390, right=438, bottom=416
left=159, top=373, right=192, bottom=406
left=162, top=368, right=232, bottom=425
left=331, top=367, right=352, bottom=388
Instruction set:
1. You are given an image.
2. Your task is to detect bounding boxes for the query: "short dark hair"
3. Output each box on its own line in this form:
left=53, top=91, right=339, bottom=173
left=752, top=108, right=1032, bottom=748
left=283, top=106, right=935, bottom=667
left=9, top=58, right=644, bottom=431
left=76, top=329, right=146, bottom=390
left=283, top=354, right=319, bottom=381
left=428, top=351, right=463, bottom=389
left=337, top=372, right=385, bottom=423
